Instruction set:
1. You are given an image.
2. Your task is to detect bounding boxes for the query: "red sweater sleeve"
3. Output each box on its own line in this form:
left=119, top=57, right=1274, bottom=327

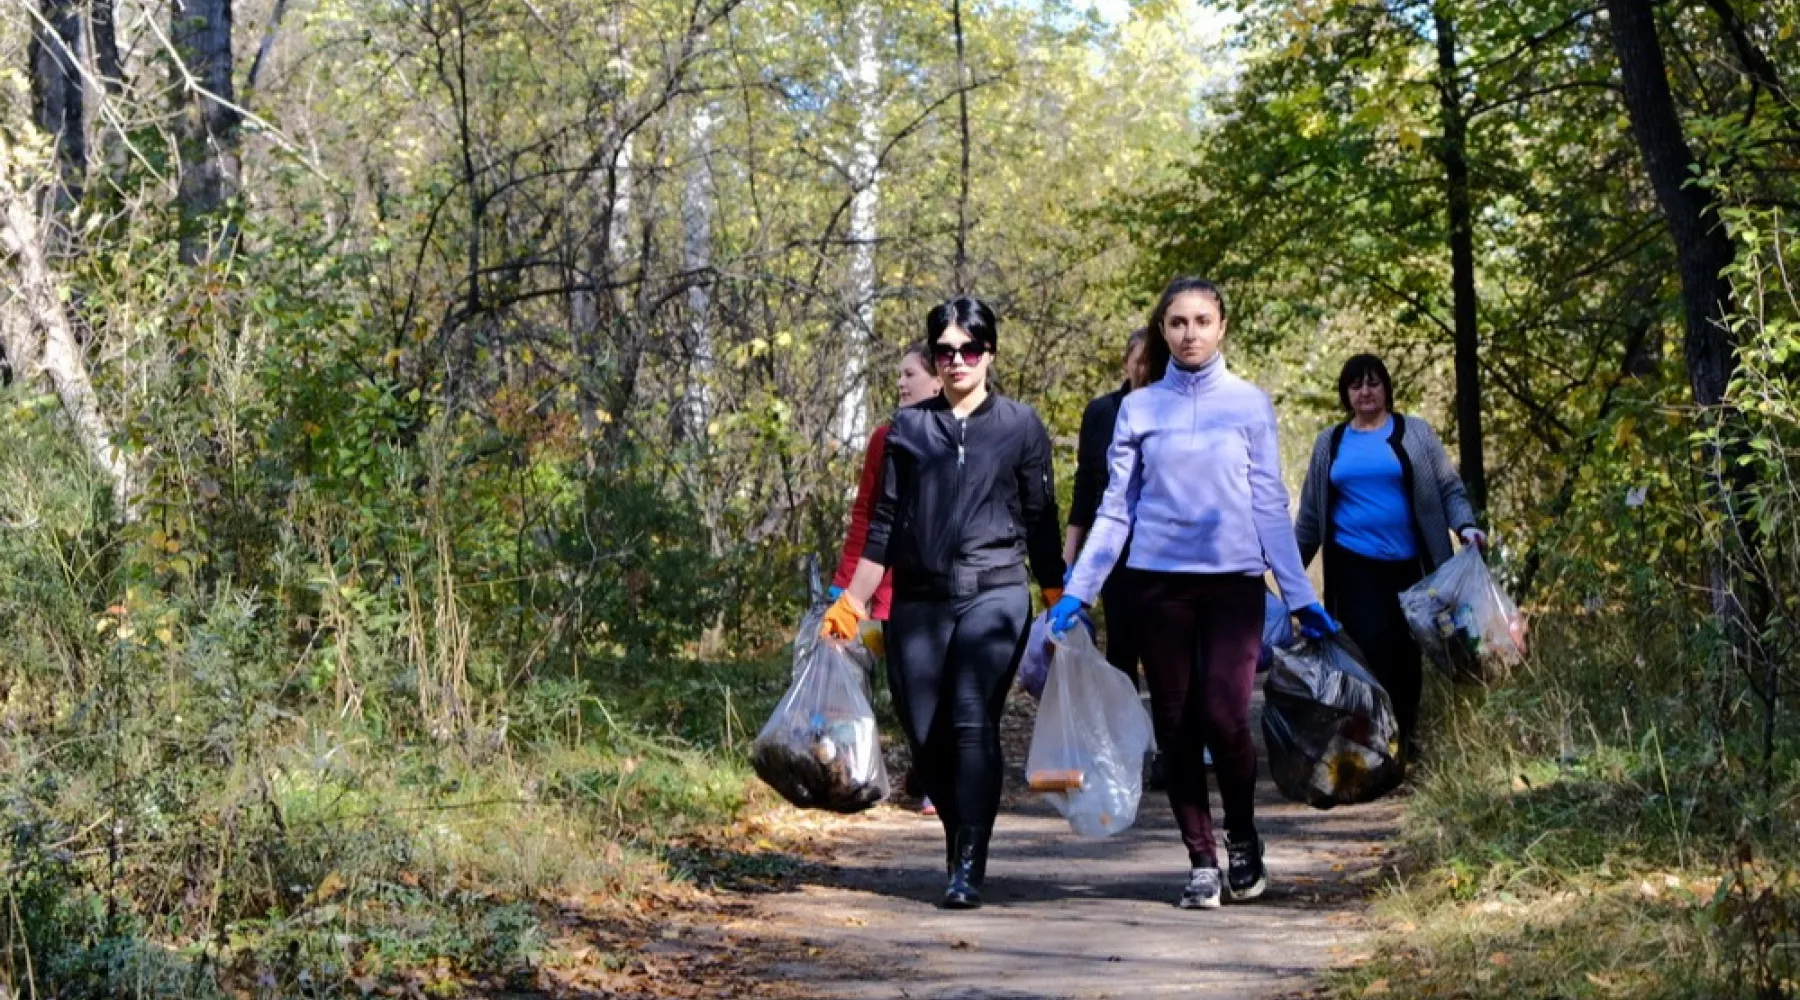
left=832, top=424, right=890, bottom=589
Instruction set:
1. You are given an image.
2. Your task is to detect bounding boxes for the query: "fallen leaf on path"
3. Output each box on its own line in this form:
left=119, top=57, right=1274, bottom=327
left=1362, top=978, right=1390, bottom=996
left=1488, top=952, right=1512, bottom=967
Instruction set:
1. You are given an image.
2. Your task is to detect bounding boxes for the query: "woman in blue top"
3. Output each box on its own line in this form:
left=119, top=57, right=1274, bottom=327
left=1050, top=276, right=1338, bottom=911
left=1294, top=354, right=1486, bottom=767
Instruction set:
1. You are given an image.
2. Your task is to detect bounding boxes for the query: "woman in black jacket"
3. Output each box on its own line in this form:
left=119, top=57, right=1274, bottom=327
left=823, top=297, right=1066, bottom=910
left=1063, top=327, right=1149, bottom=687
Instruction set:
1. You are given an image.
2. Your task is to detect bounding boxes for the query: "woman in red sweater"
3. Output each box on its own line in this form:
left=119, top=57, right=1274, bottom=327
left=830, top=343, right=940, bottom=811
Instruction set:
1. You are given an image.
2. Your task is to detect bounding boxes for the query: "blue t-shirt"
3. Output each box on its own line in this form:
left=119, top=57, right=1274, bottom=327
left=1329, top=417, right=1417, bottom=561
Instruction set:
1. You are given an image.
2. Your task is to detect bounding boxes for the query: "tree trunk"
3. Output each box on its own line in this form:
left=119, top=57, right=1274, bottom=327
left=1434, top=8, right=1486, bottom=515
left=92, top=0, right=125, bottom=95
left=680, top=106, right=715, bottom=444
left=172, top=0, right=241, bottom=264
left=1604, top=0, right=1737, bottom=408
left=573, top=7, right=634, bottom=442
left=30, top=0, right=86, bottom=210
left=951, top=0, right=971, bottom=292
left=1606, top=0, right=1773, bottom=793
left=834, top=0, right=880, bottom=447
left=0, top=181, right=133, bottom=514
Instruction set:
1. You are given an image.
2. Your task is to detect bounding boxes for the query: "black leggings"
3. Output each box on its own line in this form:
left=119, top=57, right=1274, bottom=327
left=1099, top=567, right=1144, bottom=689
left=885, top=585, right=1031, bottom=836
left=1324, top=543, right=1426, bottom=755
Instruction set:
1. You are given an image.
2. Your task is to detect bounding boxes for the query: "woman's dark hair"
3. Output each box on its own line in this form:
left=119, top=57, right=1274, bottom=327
left=901, top=341, right=932, bottom=366
left=926, top=297, right=999, bottom=353
left=1336, top=353, right=1395, bottom=414
left=1142, top=277, right=1227, bottom=383
left=1124, top=326, right=1148, bottom=364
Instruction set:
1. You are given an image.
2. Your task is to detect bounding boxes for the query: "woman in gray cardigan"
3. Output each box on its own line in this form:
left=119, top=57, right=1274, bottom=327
left=1295, top=355, right=1485, bottom=765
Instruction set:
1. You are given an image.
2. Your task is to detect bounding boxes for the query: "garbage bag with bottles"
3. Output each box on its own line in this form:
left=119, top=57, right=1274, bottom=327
left=751, top=566, right=889, bottom=813
left=1262, top=633, right=1404, bottom=809
left=1397, top=547, right=1527, bottom=684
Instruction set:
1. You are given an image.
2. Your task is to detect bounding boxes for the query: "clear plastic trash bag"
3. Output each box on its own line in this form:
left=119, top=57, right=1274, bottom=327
left=1258, top=588, right=1295, bottom=674
left=1397, top=547, right=1527, bottom=684
left=1017, top=611, right=1055, bottom=700
left=751, top=605, right=889, bottom=813
left=1262, top=633, right=1403, bottom=809
left=1025, top=626, right=1155, bottom=837
left=790, top=603, right=878, bottom=682
left=1016, top=610, right=1094, bottom=700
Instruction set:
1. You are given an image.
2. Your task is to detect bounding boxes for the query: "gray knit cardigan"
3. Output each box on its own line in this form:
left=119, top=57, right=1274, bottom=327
left=1294, top=412, right=1478, bottom=574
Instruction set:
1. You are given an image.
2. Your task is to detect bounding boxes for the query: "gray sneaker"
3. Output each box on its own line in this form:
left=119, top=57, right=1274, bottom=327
left=1179, top=866, right=1222, bottom=909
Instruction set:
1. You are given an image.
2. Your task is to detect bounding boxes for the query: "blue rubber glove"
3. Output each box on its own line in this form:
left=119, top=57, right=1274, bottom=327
left=826, top=585, right=844, bottom=601
left=1048, top=595, right=1088, bottom=636
left=1295, top=602, right=1341, bottom=640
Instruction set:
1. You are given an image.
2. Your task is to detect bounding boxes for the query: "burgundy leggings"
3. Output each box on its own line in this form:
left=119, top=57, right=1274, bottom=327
left=1134, top=571, right=1265, bottom=867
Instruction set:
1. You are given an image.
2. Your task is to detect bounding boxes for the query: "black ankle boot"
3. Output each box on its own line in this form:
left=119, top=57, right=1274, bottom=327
left=942, top=826, right=988, bottom=909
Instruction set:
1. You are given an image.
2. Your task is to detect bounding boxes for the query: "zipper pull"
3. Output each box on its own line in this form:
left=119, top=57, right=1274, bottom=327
left=957, top=418, right=967, bottom=468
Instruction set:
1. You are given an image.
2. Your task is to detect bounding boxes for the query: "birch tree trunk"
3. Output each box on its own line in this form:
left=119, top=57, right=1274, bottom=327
left=680, top=105, right=714, bottom=443
left=0, top=179, right=133, bottom=514
left=834, top=0, right=880, bottom=447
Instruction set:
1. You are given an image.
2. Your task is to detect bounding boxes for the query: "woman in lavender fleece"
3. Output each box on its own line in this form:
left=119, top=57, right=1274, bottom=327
left=1049, top=277, right=1340, bottom=911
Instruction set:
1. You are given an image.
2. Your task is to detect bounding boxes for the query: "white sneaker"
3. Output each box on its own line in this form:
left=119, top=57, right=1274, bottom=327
left=1179, top=866, right=1222, bottom=909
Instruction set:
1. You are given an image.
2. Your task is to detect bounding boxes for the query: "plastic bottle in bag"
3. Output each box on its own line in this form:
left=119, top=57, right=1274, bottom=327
left=1398, top=547, right=1526, bottom=684
left=1025, top=627, right=1154, bottom=837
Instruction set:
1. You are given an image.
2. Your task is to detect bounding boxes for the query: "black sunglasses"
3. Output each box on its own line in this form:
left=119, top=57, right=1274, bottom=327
left=932, top=342, right=990, bottom=366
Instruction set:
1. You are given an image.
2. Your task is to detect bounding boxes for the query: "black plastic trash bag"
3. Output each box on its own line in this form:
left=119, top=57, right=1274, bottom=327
left=1262, top=633, right=1403, bottom=809
left=751, top=605, right=889, bottom=813
left=1257, top=588, right=1295, bottom=674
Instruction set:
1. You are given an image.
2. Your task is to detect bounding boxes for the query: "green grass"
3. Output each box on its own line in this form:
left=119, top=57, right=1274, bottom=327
left=1328, top=612, right=1800, bottom=1000
left=1, top=652, right=797, bottom=999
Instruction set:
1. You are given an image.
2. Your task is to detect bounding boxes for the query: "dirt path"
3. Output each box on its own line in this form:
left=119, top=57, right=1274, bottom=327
left=739, top=691, right=1404, bottom=1000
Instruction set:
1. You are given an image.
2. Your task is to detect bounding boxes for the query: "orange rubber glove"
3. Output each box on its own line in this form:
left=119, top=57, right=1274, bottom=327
left=1041, top=587, right=1064, bottom=608
left=820, top=591, right=867, bottom=640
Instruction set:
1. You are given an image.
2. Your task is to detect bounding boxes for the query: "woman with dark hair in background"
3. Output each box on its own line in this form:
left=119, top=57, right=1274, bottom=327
left=828, top=344, right=942, bottom=814
left=1064, top=328, right=1150, bottom=688
left=822, top=297, right=1065, bottom=910
left=1051, top=277, right=1337, bottom=911
left=1295, top=354, right=1485, bottom=766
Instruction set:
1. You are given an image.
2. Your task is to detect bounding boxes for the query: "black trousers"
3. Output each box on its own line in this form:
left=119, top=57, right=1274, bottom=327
left=1324, top=543, right=1426, bottom=756
left=885, top=585, right=1031, bottom=837
left=1099, top=567, right=1144, bottom=689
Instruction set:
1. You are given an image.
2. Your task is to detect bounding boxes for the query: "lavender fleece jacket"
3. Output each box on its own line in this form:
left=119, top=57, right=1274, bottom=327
left=1065, top=355, right=1318, bottom=610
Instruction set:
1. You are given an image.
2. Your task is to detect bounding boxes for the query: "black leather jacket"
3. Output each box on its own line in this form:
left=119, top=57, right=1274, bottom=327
left=862, top=392, right=1065, bottom=600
